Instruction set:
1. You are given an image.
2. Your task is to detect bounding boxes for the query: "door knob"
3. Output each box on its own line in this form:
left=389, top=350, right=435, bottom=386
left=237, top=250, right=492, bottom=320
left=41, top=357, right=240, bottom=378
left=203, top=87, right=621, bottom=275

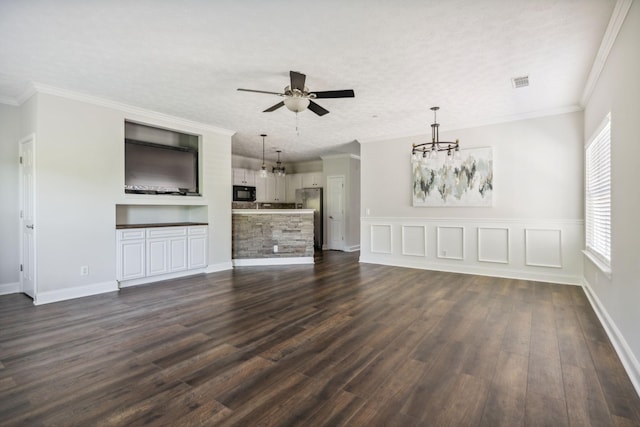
left=329, top=216, right=334, bottom=219
left=26, top=225, right=34, bottom=229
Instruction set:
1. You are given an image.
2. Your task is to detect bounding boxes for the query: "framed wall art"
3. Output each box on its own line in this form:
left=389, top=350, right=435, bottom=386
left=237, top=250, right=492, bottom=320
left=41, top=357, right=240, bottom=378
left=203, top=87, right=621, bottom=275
left=412, top=147, right=493, bottom=207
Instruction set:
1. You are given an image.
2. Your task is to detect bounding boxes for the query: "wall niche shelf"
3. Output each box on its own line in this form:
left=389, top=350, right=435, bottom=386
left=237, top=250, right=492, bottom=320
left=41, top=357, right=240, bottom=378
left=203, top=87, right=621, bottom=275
left=116, top=204, right=208, bottom=227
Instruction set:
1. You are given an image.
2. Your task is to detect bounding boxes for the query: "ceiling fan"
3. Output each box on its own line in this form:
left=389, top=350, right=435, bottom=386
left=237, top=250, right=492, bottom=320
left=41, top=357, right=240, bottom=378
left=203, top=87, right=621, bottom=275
left=237, top=71, right=355, bottom=116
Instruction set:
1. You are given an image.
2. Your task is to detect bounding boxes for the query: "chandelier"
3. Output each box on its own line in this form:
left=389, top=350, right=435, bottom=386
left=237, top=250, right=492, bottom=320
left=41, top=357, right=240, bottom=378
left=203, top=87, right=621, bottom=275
left=411, top=107, right=460, bottom=164
left=259, top=134, right=268, bottom=178
left=272, top=150, right=286, bottom=176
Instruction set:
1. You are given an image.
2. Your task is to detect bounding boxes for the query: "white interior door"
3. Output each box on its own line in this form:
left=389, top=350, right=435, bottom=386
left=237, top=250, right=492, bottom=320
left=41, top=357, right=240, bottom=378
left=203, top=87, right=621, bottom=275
left=327, top=175, right=345, bottom=251
left=19, top=135, right=36, bottom=299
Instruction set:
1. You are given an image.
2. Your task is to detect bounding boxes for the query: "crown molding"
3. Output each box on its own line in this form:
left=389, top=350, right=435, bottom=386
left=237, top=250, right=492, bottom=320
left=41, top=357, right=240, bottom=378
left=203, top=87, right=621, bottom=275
left=321, top=153, right=361, bottom=161
left=0, top=96, right=19, bottom=106
left=358, top=104, right=583, bottom=145
left=14, top=82, right=236, bottom=136
left=580, top=0, right=634, bottom=107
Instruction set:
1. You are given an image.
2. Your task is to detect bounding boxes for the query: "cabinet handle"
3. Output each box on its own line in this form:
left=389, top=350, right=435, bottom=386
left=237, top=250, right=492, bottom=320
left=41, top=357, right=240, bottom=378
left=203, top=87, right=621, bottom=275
left=26, top=224, right=34, bottom=229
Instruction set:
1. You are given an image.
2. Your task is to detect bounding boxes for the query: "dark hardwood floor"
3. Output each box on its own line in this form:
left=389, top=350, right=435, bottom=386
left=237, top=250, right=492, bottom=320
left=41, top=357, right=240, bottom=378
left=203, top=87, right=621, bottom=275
left=1, top=251, right=639, bottom=426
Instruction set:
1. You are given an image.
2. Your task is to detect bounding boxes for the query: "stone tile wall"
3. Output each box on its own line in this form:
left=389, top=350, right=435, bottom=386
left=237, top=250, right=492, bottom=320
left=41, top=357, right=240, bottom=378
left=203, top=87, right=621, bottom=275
left=232, top=213, right=314, bottom=259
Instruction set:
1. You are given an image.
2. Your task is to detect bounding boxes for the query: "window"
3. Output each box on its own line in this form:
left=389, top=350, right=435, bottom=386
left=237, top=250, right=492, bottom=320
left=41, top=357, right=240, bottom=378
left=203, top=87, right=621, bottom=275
left=585, top=113, right=611, bottom=270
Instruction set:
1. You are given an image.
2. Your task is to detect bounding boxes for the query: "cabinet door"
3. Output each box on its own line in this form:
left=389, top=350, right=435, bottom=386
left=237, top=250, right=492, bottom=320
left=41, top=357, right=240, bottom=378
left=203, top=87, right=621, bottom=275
left=256, top=174, right=268, bottom=202
left=119, top=239, right=145, bottom=280
left=302, top=172, right=323, bottom=188
left=286, top=174, right=302, bottom=202
left=232, top=168, right=245, bottom=185
left=265, top=173, right=276, bottom=202
left=274, top=175, right=286, bottom=202
left=169, top=237, right=188, bottom=272
left=244, top=169, right=256, bottom=187
left=147, top=238, right=169, bottom=276
left=188, top=226, right=208, bottom=269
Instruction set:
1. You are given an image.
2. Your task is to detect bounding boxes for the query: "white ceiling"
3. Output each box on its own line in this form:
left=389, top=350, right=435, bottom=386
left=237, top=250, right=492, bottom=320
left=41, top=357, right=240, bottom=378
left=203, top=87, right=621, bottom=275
left=0, top=0, right=616, bottom=163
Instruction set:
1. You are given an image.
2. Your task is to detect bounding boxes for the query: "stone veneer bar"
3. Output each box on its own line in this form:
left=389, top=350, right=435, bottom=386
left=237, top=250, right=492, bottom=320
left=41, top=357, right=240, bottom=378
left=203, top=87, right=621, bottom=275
left=232, top=209, right=314, bottom=262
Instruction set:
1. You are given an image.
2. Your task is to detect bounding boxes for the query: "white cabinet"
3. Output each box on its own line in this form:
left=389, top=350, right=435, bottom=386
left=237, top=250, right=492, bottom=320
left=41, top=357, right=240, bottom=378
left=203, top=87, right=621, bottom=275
left=116, top=229, right=146, bottom=281
left=255, top=174, right=268, bottom=202
left=302, top=172, right=323, bottom=188
left=286, top=174, right=303, bottom=202
left=116, top=225, right=207, bottom=283
left=233, top=168, right=256, bottom=186
left=146, top=227, right=188, bottom=277
left=258, top=173, right=286, bottom=202
left=188, top=226, right=208, bottom=269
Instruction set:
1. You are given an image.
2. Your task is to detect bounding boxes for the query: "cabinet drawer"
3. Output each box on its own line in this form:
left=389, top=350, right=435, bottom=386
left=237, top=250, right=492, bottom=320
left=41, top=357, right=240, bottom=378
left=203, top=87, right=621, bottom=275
left=118, top=229, right=145, bottom=240
left=146, top=227, right=187, bottom=238
left=189, top=226, right=207, bottom=236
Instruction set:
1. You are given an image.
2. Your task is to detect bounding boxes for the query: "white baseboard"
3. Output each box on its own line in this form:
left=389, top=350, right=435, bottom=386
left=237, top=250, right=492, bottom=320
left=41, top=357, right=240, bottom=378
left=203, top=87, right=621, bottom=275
left=34, top=281, right=119, bottom=305
left=0, top=282, right=20, bottom=295
left=582, top=278, right=640, bottom=398
left=344, top=245, right=361, bottom=253
left=233, top=257, right=314, bottom=267
left=119, top=268, right=207, bottom=288
left=358, top=255, right=582, bottom=286
left=205, top=262, right=233, bottom=273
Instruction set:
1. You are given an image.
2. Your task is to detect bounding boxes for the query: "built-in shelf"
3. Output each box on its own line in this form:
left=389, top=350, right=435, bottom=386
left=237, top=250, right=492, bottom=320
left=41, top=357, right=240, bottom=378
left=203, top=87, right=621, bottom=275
left=116, top=204, right=208, bottom=226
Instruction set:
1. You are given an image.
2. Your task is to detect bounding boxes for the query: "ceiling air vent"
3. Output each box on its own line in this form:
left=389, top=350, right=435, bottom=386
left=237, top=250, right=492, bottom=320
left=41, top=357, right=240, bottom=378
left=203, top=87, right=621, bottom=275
left=512, top=75, right=529, bottom=88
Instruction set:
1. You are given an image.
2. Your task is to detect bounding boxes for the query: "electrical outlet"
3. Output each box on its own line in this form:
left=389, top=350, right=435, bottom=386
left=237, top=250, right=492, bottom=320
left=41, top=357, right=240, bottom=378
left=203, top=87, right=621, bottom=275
left=273, top=244, right=278, bottom=253
left=80, top=266, right=89, bottom=276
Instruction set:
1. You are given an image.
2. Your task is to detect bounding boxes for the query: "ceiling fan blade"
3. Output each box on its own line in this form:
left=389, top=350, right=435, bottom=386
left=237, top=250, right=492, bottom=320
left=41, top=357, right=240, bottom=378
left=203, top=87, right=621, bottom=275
left=237, top=88, right=283, bottom=96
left=290, top=71, right=306, bottom=91
left=307, top=100, right=329, bottom=116
left=312, top=89, right=355, bottom=99
left=263, top=101, right=285, bottom=112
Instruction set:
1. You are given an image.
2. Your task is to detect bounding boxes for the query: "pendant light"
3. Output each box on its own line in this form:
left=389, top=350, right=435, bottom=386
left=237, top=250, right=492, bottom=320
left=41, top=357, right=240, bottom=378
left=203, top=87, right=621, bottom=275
left=272, top=150, right=286, bottom=177
left=259, top=134, right=268, bottom=178
left=411, top=107, right=460, bottom=164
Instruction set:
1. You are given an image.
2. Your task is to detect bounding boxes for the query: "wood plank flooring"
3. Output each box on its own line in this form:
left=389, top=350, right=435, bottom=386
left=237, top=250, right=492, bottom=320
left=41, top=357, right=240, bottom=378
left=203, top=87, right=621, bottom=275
left=1, top=251, right=639, bottom=426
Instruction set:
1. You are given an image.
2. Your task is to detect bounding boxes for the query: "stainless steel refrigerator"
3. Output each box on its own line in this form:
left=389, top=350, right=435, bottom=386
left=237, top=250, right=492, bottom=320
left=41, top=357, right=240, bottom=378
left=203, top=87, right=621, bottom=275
left=296, top=188, right=323, bottom=250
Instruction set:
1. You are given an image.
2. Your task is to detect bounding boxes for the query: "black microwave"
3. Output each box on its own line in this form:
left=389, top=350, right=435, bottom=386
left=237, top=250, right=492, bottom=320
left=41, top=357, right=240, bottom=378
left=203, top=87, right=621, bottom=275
left=233, top=185, right=256, bottom=202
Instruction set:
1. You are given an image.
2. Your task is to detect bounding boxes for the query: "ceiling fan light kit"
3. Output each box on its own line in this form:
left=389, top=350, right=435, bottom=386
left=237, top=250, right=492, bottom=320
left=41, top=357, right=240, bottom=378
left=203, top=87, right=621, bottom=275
left=238, top=71, right=355, bottom=116
left=412, top=107, right=460, bottom=165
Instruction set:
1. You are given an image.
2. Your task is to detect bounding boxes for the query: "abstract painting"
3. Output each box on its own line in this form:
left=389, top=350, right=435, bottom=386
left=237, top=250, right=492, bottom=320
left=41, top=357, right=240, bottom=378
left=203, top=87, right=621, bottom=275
left=412, top=147, right=493, bottom=207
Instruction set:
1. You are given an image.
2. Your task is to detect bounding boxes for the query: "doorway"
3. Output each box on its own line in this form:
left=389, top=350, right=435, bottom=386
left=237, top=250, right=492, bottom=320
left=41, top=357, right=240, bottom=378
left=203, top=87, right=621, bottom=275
left=326, top=175, right=345, bottom=251
left=19, top=134, right=36, bottom=299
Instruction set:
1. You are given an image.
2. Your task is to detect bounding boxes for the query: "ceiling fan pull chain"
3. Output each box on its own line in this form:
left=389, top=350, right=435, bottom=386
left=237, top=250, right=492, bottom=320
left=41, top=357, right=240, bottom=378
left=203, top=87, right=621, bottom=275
left=296, top=112, right=300, bottom=135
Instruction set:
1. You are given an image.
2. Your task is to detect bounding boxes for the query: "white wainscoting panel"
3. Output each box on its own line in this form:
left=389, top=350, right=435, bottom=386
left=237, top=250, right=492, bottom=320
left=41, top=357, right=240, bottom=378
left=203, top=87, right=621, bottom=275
left=370, top=224, right=392, bottom=254
left=525, top=228, right=563, bottom=268
left=360, top=218, right=583, bottom=285
left=401, top=225, right=427, bottom=257
left=478, top=227, right=510, bottom=264
left=437, top=226, right=465, bottom=260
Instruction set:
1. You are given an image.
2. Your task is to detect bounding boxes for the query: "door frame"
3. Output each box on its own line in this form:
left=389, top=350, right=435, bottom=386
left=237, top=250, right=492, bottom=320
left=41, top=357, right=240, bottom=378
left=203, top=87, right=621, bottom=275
left=19, top=133, right=37, bottom=298
left=326, top=175, right=346, bottom=251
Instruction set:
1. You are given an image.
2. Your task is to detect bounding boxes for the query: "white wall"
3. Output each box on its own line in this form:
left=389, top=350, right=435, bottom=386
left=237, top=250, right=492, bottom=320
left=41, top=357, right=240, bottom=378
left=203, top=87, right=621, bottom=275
left=0, top=104, right=21, bottom=292
left=360, top=111, right=584, bottom=284
left=583, top=0, right=640, bottom=393
left=0, top=90, right=234, bottom=303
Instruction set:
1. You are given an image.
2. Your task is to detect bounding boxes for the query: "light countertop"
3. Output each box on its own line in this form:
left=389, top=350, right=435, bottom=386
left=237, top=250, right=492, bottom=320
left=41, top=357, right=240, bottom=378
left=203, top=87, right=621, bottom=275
left=232, top=209, right=314, bottom=215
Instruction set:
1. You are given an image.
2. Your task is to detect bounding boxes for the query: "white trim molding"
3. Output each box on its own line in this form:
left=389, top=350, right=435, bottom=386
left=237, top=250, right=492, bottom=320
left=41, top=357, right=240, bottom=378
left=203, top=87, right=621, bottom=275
left=205, top=262, right=234, bottom=273
left=34, top=281, right=119, bottom=305
left=436, top=226, right=465, bottom=260
left=360, top=217, right=583, bottom=285
left=401, top=225, right=427, bottom=257
left=525, top=228, right=563, bottom=268
left=233, top=257, right=314, bottom=267
left=119, top=268, right=207, bottom=288
left=580, top=0, right=634, bottom=106
left=478, top=227, right=510, bottom=264
left=582, top=278, right=640, bottom=397
left=0, top=282, right=20, bottom=296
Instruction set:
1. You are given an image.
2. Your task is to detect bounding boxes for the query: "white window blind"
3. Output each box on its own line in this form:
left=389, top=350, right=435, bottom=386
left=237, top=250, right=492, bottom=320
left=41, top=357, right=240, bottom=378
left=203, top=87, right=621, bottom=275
left=585, top=114, right=611, bottom=267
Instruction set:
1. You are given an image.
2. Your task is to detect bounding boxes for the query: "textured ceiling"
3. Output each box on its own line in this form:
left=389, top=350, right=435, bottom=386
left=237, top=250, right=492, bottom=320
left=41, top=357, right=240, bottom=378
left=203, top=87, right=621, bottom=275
left=0, top=0, right=615, bottom=162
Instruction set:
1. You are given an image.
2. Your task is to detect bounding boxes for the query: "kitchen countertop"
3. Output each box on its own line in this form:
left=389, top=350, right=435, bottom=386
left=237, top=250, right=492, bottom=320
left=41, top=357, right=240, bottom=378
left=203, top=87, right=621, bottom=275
left=116, top=222, right=208, bottom=229
left=232, top=209, right=314, bottom=214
